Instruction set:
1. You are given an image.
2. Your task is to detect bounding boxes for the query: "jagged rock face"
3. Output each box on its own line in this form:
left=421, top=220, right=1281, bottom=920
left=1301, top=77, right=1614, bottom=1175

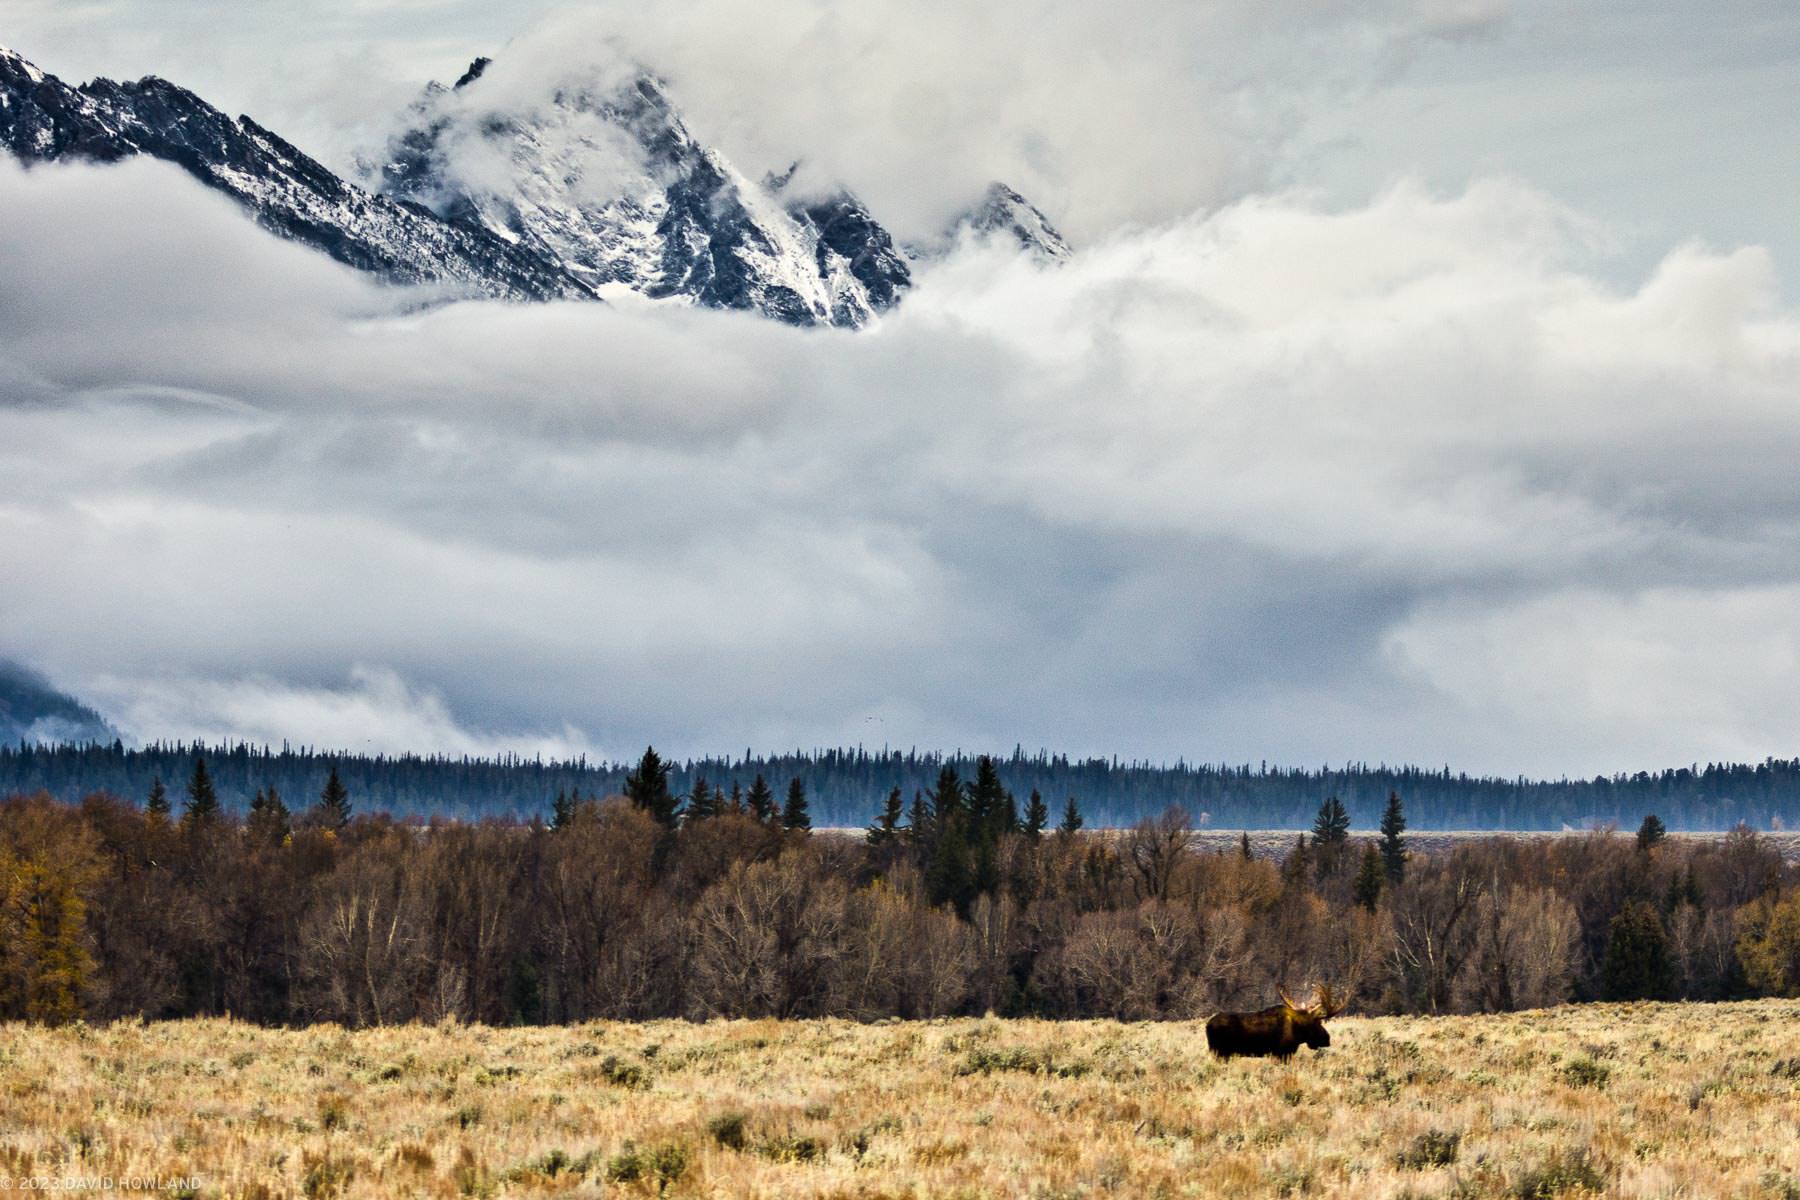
left=377, top=59, right=912, bottom=328
left=2, top=42, right=1070, bottom=322
left=788, top=189, right=913, bottom=313
left=0, top=44, right=592, bottom=301
left=951, top=182, right=1073, bottom=261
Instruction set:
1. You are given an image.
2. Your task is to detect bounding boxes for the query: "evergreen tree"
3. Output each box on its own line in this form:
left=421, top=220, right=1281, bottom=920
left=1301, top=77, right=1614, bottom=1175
left=728, top=781, right=744, bottom=814
left=550, top=788, right=576, bottom=831
left=1353, top=843, right=1385, bottom=911
left=145, top=776, right=170, bottom=822
left=1059, top=796, right=1084, bottom=835
left=746, top=774, right=775, bottom=823
left=868, top=787, right=904, bottom=846
left=686, top=776, right=718, bottom=823
left=969, top=756, right=1010, bottom=841
left=782, top=777, right=812, bottom=832
left=248, top=786, right=290, bottom=846
left=624, top=746, right=679, bottom=829
left=1636, top=813, right=1667, bottom=850
left=1602, top=900, right=1674, bottom=1000
left=1239, top=830, right=1253, bottom=860
left=1023, top=790, right=1049, bottom=840
left=1312, top=795, right=1350, bottom=845
left=316, top=763, right=352, bottom=831
left=926, top=814, right=973, bottom=912
left=927, top=765, right=964, bottom=827
left=1311, top=795, right=1350, bottom=879
left=1281, top=833, right=1311, bottom=887
left=972, top=837, right=1000, bottom=900
left=182, top=756, right=220, bottom=830
left=1673, top=866, right=1702, bottom=910
left=1379, top=791, right=1408, bottom=883
left=907, top=789, right=933, bottom=853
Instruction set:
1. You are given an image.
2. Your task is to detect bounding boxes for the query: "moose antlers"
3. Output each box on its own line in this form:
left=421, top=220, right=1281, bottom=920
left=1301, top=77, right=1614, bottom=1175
left=1278, top=982, right=1347, bottom=1017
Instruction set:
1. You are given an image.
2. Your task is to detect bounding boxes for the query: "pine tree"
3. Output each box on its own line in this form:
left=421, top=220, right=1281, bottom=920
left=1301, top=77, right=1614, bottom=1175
left=1059, top=796, right=1084, bottom=835
left=1353, top=843, right=1384, bottom=911
left=728, top=781, right=744, bottom=814
left=927, top=765, right=964, bottom=827
left=1312, top=795, right=1350, bottom=845
left=1282, top=833, right=1311, bottom=887
left=1023, top=790, right=1049, bottom=840
left=15, top=861, right=93, bottom=1024
left=746, top=775, right=775, bottom=823
left=249, top=786, right=291, bottom=846
left=686, top=776, right=718, bottom=823
left=182, top=757, right=220, bottom=831
left=1676, top=866, right=1701, bottom=910
left=316, top=764, right=352, bottom=831
left=624, top=746, right=679, bottom=829
left=969, top=757, right=1010, bottom=842
left=1602, top=900, right=1674, bottom=1000
left=1239, top=830, right=1253, bottom=860
left=1311, top=796, right=1350, bottom=880
left=145, top=776, right=170, bottom=823
left=907, top=789, right=932, bottom=853
left=782, top=778, right=811, bottom=832
left=868, top=787, right=904, bottom=846
left=1636, top=813, right=1667, bottom=850
left=550, top=788, right=575, bottom=831
left=1379, top=791, right=1407, bottom=883
left=926, top=814, right=973, bottom=912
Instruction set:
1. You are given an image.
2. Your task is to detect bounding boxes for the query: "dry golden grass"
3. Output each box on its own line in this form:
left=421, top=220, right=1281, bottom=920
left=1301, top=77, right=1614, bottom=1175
left=3, top=1002, right=1800, bottom=1198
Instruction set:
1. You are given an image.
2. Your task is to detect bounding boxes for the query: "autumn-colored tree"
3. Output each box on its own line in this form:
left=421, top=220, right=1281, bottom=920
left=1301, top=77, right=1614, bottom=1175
left=1736, top=890, right=1800, bottom=997
left=0, top=796, right=104, bottom=1022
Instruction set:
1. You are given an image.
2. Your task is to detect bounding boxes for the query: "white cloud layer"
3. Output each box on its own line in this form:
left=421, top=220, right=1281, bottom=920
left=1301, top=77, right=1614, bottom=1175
left=5, top=151, right=1800, bottom=776
left=3, top=0, right=1511, bottom=244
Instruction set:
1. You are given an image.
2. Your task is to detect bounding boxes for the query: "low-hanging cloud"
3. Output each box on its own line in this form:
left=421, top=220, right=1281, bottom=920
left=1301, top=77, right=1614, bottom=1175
left=4, top=0, right=1513, bottom=245
left=3, top=151, right=1800, bottom=777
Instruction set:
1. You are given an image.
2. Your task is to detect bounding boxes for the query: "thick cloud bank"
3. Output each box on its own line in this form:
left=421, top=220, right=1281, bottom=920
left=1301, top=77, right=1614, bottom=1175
left=3, top=155, right=1799, bottom=775
left=3, top=0, right=1510, bottom=245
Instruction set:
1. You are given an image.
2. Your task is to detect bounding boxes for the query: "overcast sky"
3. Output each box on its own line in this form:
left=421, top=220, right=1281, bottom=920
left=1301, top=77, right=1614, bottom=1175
left=5, top=2, right=1800, bottom=777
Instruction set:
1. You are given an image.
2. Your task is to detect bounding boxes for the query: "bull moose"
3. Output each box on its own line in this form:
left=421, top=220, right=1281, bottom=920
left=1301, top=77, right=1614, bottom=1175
left=1205, top=985, right=1346, bottom=1059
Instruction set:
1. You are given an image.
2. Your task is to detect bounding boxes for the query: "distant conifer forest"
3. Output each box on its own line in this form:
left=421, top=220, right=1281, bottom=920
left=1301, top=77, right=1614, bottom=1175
left=5, top=739, right=1800, bottom=830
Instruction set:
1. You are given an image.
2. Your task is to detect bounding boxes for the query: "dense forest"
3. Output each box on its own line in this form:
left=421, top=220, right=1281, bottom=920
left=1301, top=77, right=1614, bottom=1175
left=8, top=739, right=1800, bottom=830
left=2, top=752, right=1799, bottom=1026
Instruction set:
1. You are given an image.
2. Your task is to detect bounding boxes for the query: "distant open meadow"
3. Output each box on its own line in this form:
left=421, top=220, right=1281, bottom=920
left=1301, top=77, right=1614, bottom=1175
left=2, top=1002, right=1798, bottom=1199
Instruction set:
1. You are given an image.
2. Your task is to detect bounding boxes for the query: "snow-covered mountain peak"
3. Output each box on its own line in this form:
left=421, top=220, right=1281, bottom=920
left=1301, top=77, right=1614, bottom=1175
left=0, top=46, right=593, bottom=301
left=956, top=182, right=1073, bottom=261
left=0, top=44, right=45, bottom=83
left=375, top=54, right=911, bottom=327
left=3, top=41, right=1068, bottom=327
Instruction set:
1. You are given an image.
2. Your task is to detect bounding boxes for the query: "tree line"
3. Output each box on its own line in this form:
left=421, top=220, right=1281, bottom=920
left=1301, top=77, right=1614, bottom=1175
left=3, top=749, right=1799, bottom=1026
left=9, top=739, right=1800, bottom=830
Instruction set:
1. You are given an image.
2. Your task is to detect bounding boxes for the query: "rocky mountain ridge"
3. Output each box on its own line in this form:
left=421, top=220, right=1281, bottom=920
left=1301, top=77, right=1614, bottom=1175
left=1, top=42, right=1071, bottom=326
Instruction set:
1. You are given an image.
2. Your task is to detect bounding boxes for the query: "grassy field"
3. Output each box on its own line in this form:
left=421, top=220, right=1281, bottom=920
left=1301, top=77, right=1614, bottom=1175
left=2, top=1003, right=1799, bottom=1199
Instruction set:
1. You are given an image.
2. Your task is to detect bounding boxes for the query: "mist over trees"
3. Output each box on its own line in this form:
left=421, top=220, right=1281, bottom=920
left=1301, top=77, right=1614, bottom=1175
left=9, top=741, right=1800, bottom=830
left=2, top=759, right=1798, bottom=1027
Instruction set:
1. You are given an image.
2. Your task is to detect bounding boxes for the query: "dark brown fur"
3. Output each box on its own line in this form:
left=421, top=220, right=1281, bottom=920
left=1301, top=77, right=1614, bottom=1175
left=1205, top=1000, right=1333, bottom=1059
